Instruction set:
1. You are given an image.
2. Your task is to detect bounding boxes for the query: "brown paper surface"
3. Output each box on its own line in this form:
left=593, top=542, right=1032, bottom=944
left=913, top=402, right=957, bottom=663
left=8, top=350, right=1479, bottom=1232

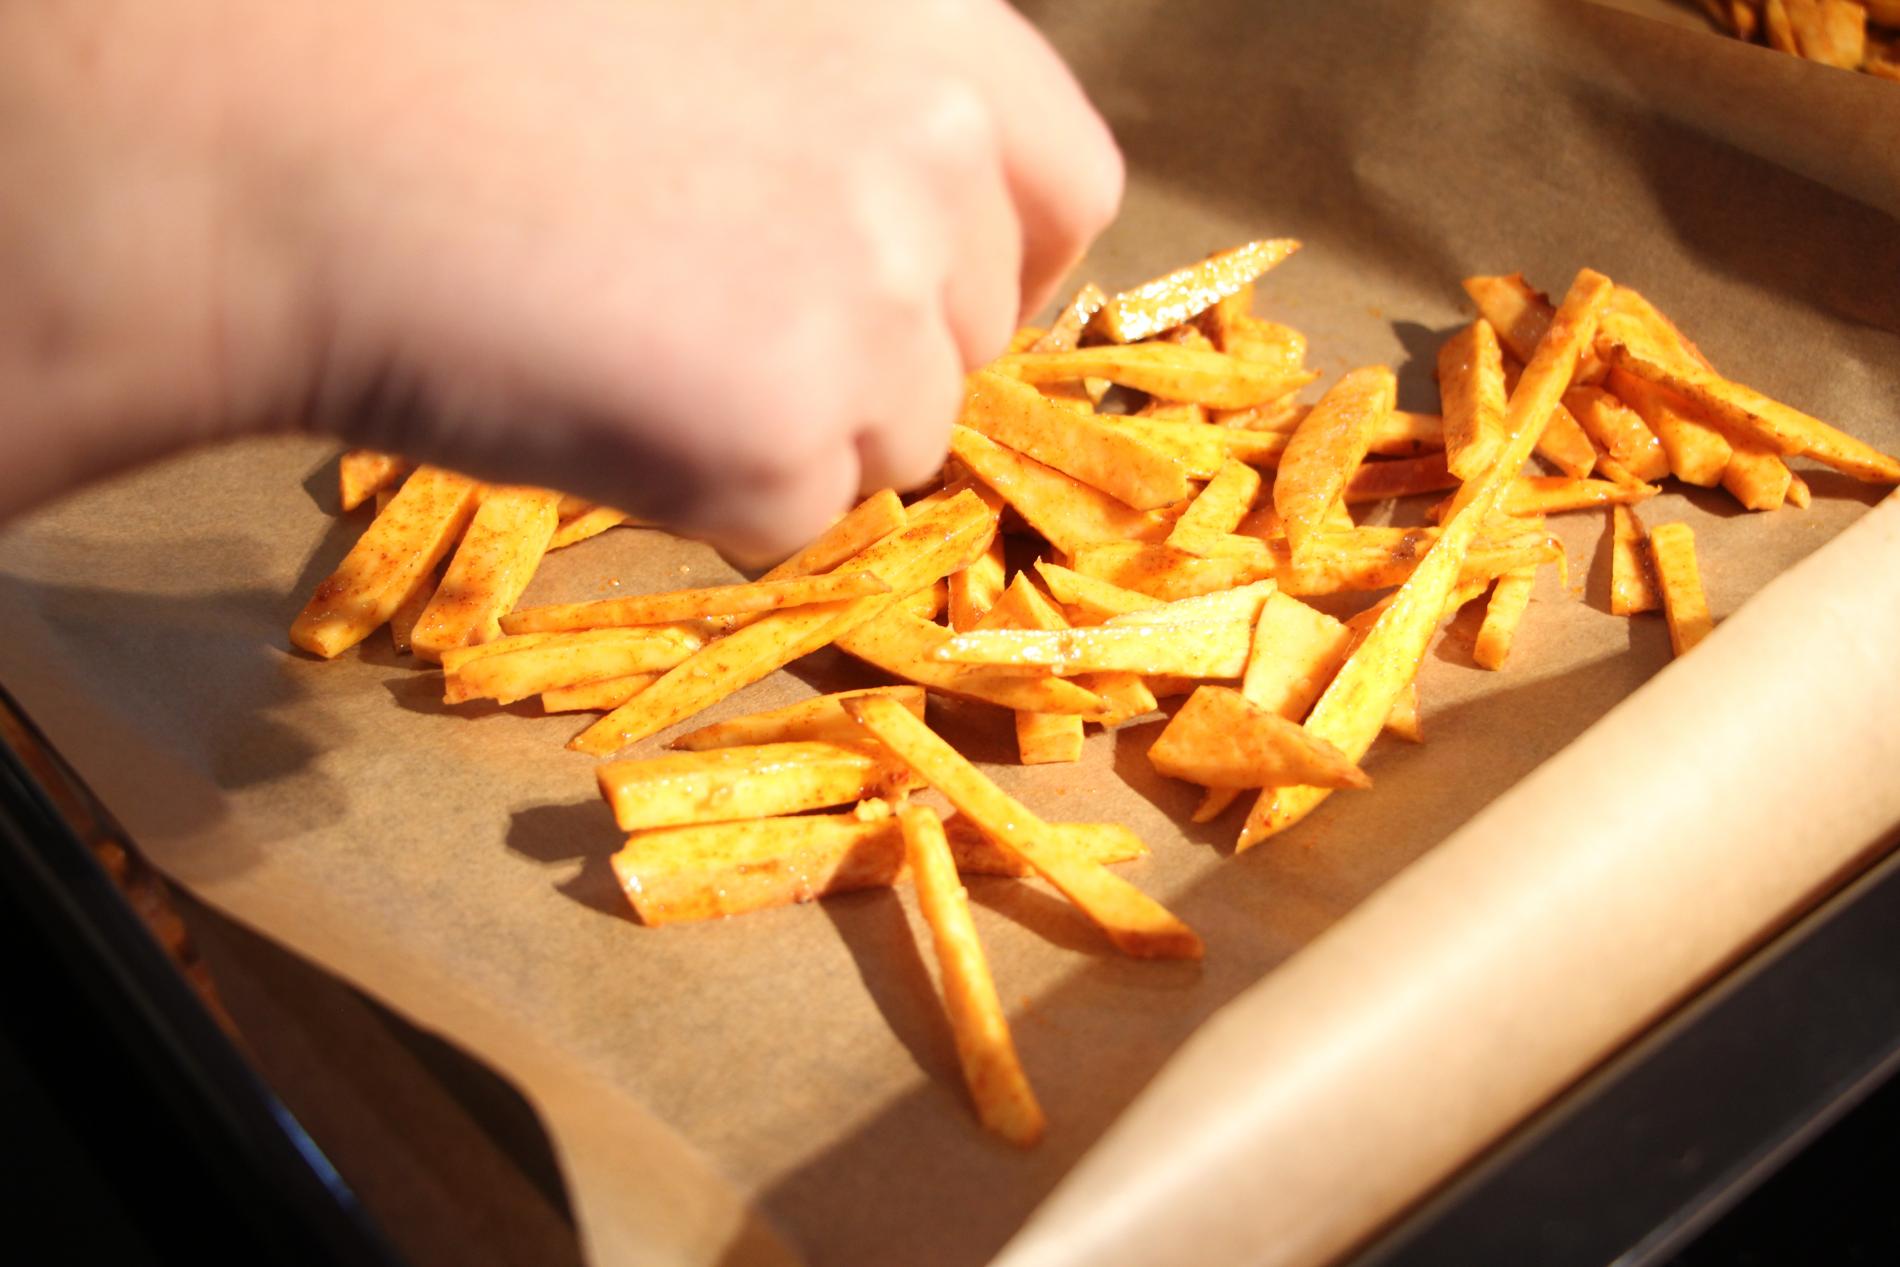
left=1, top=2, right=1896, bottom=1265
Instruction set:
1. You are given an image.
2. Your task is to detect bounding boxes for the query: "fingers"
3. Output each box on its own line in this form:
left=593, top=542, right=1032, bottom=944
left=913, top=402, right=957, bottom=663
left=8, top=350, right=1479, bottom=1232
left=950, top=0, right=1124, bottom=318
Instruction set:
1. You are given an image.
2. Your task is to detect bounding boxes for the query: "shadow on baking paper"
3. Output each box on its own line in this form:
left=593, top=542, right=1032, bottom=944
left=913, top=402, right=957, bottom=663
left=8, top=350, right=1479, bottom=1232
left=0, top=530, right=350, bottom=883
left=733, top=653, right=1643, bottom=1267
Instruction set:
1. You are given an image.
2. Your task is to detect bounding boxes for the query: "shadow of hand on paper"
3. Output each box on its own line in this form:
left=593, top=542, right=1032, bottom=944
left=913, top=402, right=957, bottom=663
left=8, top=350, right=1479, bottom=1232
left=0, top=533, right=348, bottom=882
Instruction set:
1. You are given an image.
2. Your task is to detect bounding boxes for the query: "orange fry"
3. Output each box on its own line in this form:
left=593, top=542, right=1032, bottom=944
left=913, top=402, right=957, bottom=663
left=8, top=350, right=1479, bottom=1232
left=1149, top=686, right=1369, bottom=789
left=960, top=371, right=1192, bottom=510
left=1092, top=238, right=1301, bottom=343
left=1648, top=522, right=1715, bottom=656
left=1274, top=366, right=1397, bottom=555
left=900, top=806, right=1045, bottom=1147
left=411, top=486, right=561, bottom=661
left=596, top=742, right=916, bottom=832
left=1609, top=504, right=1661, bottom=616
left=1437, top=320, right=1508, bottom=480
left=843, top=696, right=1201, bottom=960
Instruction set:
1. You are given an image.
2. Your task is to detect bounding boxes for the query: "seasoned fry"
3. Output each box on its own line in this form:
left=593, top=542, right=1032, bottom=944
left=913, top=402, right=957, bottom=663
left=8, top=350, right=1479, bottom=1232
left=1564, top=385, right=1669, bottom=482
left=1719, top=432, right=1794, bottom=512
left=1502, top=475, right=1656, bottom=517
left=961, top=371, right=1192, bottom=510
left=1602, top=325, right=1900, bottom=483
left=1242, top=267, right=1612, bottom=848
left=1609, top=368, right=1732, bottom=487
left=671, top=686, right=927, bottom=751
left=411, top=486, right=561, bottom=661
left=338, top=450, right=410, bottom=512
left=977, top=574, right=1087, bottom=764
left=1609, top=504, right=1661, bottom=616
left=1033, top=559, right=1165, bottom=621
left=1462, top=272, right=1608, bottom=384
left=949, top=535, right=1008, bottom=632
left=996, top=343, right=1316, bottom=410
left=1342, top=453, right=1459, bottom=504
left=843, top=696, right=1201, bottom=960
left=597, top=742, right=918, bottom=832
left=1274, top=366, right=1397, bottom=555
left=1167, top=459, right=1262, bottom=556
left=1070, top=542, right=1278, bottom=601
left=548, top=506, right=631, bottom=550
left=834, top=609, right=1107, bottom=716
left=935, top=620, right=1256, bottom=679
left=540, top=673, right=661, bottom=714
left=292, top=466, right=482, bottom=658
left=1504, top=357, right=1597, bottom=478
left=570, top=492, right=991, bottom=755
left=1438, top=320, right=1509, bottom=480
left=762, top=489, right=909, bottom=583
left=949, top=426, right=1173, bottom=557
left=1104, top=579, right=1277, bottom=628
left=1472, top=566, right=1535, bottom=670
left=445, top=627, right=703, bottom=706
left=609, top=812, right=1146, bottom=926
left=1241, top=592, right=1355, bottom=720
left=1032, top=283, right=1108, bottom=353
left=508, top=572, right=891, bottom=635
left=899, top=807, right=1045, bottom=1147
left=1092, top=238, right=1301, bottom=343
left=1150, top=686, right=1369, bottom=790
left=1648, top=522, right=1715, bottom=656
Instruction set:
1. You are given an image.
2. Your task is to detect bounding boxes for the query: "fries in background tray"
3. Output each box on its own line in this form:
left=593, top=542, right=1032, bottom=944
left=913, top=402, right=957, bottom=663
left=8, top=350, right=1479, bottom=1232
left=1689, top=0, right=1900, bottom=79
left=290, top=237, right=1899, bottom=1144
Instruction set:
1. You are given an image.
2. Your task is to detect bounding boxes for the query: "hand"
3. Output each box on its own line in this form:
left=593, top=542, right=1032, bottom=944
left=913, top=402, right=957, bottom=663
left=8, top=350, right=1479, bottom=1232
left=0, top=0, right=1122, bottom=563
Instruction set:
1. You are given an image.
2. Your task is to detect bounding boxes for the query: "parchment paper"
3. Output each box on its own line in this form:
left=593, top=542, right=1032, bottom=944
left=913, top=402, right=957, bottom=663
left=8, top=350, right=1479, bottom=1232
left=2, top=2, right=1897, bottom=1265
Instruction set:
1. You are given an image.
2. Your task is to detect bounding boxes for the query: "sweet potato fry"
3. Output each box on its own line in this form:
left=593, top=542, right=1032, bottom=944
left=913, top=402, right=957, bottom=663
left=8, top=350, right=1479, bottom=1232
left=1385, top=681, right=1422, bottom=744
left=547, top=506, right=631, bottom=550
left=960, top=371, right=1192, bottom=510
left=1092, top=238, right=1301, bottom=343
left=1032, top=283, right=1108, bottom=353
left=935, top=620, right=1255, bottom=679
left=833, top=609, right=1106, bottom=716
left=1111, top=415, right=1288, bottom=477
left=1242, top=267, right=1612, bottom=848
left=597, top=741, right=917, bottom=832
left=507, top=572, right=891, bottom=635
left=843, top=696, right=1200, bottom=960
left=1463, top=273, right=1609, bottom=384
left=996, top=343, right=1316, bottom=410
left=445, top=627, right=703, bottom=706
left=1564, top=385, right=1670, bottom=482
left=1342, top=454, right=1460, bottom=504
left=1765, top=0, right=1799, bottom=50
left=1504, top=357, right=1596, bottom=477
left=1609, top=504, right=1661, bottom=616
left=1166, top=459, right=1262, bottom=556
left=1602, top=326, right=1900, bottom=483
left=1274, top=366, right=1397, bottom=555
left=1472, top=566, right=1535, bottom=670
left=1070, top=542, right=1278, bottom=601
left=411, top=486, right=561, bottom=661
left=1223, top=318, right=1308, bottom=372
left=1192, top=282, right=1255, bottom=349
left=762, top=489, right=909, bottom=582
left=608, top=812, right=1145, bottom=926
left=949, top=427, right=1173, bottom=557
left=975, top=575, right=1086, bottom=763
left=1502, top=475, right=1656, bottom=517
left=900, top=579, right=948, bottom=622
left=291, top=466, right=482, bottom=658
left=1438, top=320, right=1508, bottom=480
left=1150, top=686, right=1369, bottom=789
left=338, top=450, right=410, bottom=512
left=1719, top=432, right=1794, bottom=512
left=1648, top=522, right=1715, bottom=656
left=1032, top=560, right=1164, bottom=621
left=1789, top=0, right=1867, bottom=67
left=1241, top=592, right=1355, bottom=720
left=949, top=535, right=1008, bottom=631
left=540, top=673, right=660, bottom=714
left=569, top=492, right=991, bottom=755
left=1609, top=368, right=1731, bottom=487
left=671, top=686, right=927, bottom=751
left=899, top=806, right=1045, bottom=1147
